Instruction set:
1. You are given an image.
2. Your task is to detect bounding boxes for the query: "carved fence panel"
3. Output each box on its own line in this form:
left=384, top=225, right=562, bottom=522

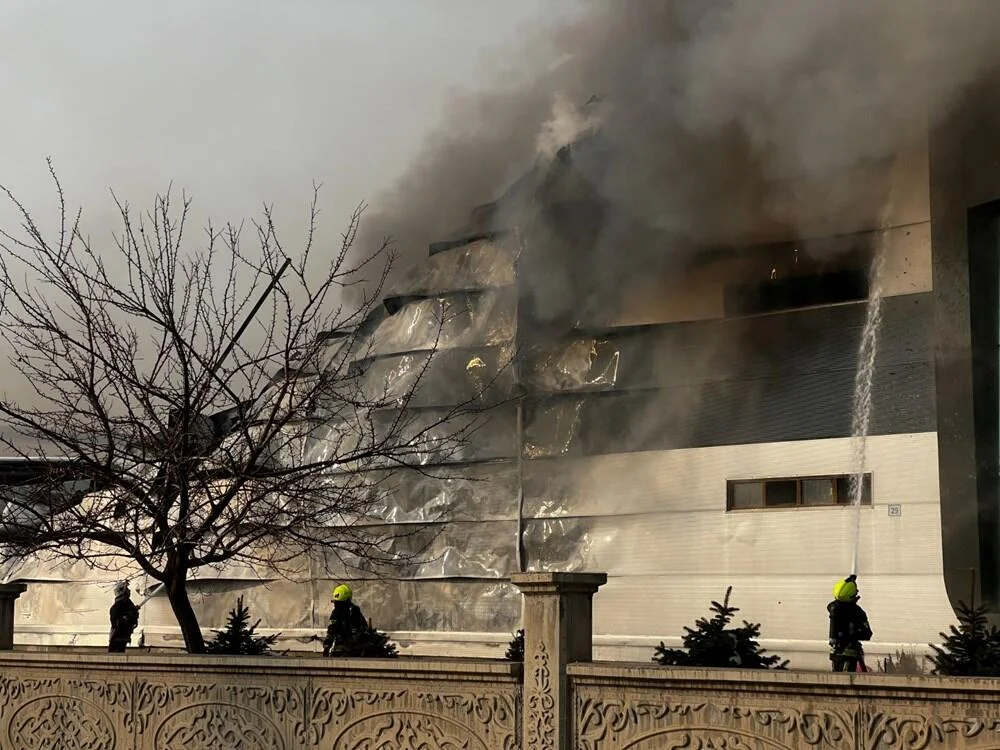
left=0, top=654, right=521, bottom=750
left=569, top=663, right=1000, bottom=750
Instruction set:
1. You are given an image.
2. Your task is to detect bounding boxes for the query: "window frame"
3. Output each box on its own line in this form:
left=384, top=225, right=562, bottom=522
left=725, top=473, right=873, bottom=511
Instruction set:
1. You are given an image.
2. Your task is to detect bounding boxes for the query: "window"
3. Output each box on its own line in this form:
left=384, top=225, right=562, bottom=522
left=726, top=474, right=872, bottom=510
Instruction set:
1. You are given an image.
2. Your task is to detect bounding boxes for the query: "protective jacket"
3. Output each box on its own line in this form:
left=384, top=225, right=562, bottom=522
left=108, top=595, right=140, bottom=652
left=827, top=599, right=872, bottom=671
left=323, top=601, right=366, bottom=656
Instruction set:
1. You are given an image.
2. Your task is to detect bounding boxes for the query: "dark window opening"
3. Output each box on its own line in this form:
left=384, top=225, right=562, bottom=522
left=724, top=268, right=869, bottom=317
left=727, top=474, right=872, bottom=510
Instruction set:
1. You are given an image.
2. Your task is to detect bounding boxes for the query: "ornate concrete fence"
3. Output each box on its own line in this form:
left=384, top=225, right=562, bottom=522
left=0, top=652, right=520, bottom=748
left=1, top=572, right=1000, bottom=749
left=570, top=664, right=1000, bottom=750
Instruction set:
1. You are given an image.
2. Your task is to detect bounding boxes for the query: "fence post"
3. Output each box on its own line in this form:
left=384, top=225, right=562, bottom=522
left=511, top=572, right=607, bottom=750
left=0, top=583, right=27, bottom=650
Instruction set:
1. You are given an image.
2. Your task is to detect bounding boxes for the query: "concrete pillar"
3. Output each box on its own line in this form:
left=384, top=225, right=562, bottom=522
left=511, top=572, right=606, bottom=750
left=0, top=583, right=26, bottom=650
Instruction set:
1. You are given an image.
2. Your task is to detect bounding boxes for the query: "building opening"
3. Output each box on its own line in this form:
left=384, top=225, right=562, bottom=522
left=723, top=238, right=872, bottom=317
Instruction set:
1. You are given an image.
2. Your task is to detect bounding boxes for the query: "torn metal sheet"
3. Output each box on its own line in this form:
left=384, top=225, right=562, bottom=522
left=295, top=418, right=368, bottom=468
left=523, top=398, right=585, bottom=458
left=355, top=346, right=515, bottom=408
left=521, top=339, right=620, bottom=392
left=16, top=582, right=120, bottom=627
left=367, top=290, right=515, bottom=357
left=187, top=579, right=314, bottom=630
left=3, top=550, right=140, bottom=584
left=521, top=390, right=705, bottom=458
left=386, top=239, right=516, bottom=299
left=522, top=453, right=679, bottom=518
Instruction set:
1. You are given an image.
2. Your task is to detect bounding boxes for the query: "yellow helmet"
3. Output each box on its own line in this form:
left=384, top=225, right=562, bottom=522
left=833, top=575, right=859, bottom=602
left=332, top=584, right=353, bottom=602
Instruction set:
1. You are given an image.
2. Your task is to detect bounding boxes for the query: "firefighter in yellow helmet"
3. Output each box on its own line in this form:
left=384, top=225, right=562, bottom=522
left=827, top=575, right=873, bottom=672
left=322, top=584, right=366, bottom=657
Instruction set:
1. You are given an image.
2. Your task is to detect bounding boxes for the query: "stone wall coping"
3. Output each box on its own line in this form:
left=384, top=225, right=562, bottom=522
left=0, top=650, right=522, bottom=682
left=510, top=571, right=608, bottom=594
left=568, top=661, right=1000, bottom=698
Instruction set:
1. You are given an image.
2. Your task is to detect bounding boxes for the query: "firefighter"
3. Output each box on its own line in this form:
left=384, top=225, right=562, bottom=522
left=828, top=574, right=873, bottom=672
left=322, top=584, right=366, bottom=657
left=108, top=581, right=140, bottom=653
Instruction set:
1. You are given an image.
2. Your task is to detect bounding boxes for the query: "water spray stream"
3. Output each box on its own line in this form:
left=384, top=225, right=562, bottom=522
left=848, top=202, right=893, bottom=576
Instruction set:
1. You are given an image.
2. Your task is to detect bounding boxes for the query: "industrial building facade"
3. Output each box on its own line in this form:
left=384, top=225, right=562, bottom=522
left=5, top=84, right=1000, bottom=671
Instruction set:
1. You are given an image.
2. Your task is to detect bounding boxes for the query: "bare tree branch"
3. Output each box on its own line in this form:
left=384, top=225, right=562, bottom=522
left=0, top=168, right=507, bottom=652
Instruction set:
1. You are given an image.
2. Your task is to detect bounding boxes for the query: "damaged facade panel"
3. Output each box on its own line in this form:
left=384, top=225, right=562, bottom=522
left=521, top=452, right=691, bottom=519
left=522, top=292, right=934, bottom=396
left=520, top=338, right=621, bottom=392
left=184, top=579, right=315, bottom=631
left=366, top=290, right=515, bottom=357
left=384, top=238, right=517, bottom=300
left=355, top=345, right=514, bottom=408
left=521, top=361, right=935, bottom=459
left=517, top=291, right=936, bottom=457
left=522, top=396, right=585, bottom=459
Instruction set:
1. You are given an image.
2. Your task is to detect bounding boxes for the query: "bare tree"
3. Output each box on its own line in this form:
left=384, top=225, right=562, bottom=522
left=0, top=163, right=497, bottom=653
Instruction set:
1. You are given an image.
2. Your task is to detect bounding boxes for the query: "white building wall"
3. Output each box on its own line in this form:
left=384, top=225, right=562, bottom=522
left=572, top=432, right=951, bottom=669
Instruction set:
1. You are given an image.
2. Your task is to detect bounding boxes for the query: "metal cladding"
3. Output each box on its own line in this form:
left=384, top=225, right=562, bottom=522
left=312, top=230, right=524, bottom=634
left=319, top=138, right=938, bottom=639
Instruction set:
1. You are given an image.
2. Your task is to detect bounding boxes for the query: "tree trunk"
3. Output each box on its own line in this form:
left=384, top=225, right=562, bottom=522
left=166, top=575, right=205, bottom=653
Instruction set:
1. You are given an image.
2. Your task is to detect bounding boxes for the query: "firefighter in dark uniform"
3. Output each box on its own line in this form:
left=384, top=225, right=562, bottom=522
left=108, top=581, right=140, bottom=653
left=828, top=574, right=873, bottom=672
left=322, top=584, right=366, bottom=657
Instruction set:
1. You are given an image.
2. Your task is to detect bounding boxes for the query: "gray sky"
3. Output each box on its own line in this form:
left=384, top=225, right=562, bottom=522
left=0, top=1, right=584, bottom=232
left=0, top=0, right=586, bottom=423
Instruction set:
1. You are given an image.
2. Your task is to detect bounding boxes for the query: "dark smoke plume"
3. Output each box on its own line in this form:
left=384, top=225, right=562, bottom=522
left=358, top=0, right=1000, bottom=325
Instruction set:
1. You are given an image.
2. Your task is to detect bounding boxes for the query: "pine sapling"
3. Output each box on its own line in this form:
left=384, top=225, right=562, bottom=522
left=331, top=618, right=399, bottom=658
left=930, top=601, right=1000, bottom=676
left=653, top=586, right=787, bottom=669
left=206, top=596, right=280, bottom=656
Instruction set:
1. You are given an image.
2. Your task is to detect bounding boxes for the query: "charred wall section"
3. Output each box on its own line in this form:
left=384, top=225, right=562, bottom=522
left=521, top=297, right=935, bottom=459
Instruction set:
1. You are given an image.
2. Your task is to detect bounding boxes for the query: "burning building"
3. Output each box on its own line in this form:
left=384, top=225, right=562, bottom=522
left=6, top=2, right=1000, bottom=671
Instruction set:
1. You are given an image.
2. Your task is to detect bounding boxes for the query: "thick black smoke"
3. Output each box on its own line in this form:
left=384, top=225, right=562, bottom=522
left=358, top=0, right=1000, bottom=324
